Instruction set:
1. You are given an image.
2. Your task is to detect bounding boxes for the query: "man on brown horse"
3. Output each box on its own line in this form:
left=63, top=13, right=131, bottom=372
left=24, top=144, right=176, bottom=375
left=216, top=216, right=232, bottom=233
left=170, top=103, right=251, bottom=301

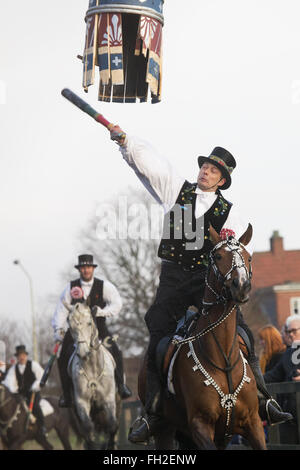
left=52, top=254, right=132, bottom=407
left=109, top=128, right=291, bottom=443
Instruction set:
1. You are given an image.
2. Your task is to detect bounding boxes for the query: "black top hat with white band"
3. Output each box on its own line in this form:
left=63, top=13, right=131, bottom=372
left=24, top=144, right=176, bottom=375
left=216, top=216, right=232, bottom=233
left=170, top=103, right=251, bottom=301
left=75, top=254, right=98, bottom=270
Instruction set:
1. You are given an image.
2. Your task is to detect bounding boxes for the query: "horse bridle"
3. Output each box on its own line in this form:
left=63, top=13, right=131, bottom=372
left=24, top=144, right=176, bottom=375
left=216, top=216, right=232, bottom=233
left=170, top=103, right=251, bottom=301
left=203, top=236, right=252, bottom=311
left=69, top=308, right=100, bottom=352
left=173, top=235, right=252, bottom=345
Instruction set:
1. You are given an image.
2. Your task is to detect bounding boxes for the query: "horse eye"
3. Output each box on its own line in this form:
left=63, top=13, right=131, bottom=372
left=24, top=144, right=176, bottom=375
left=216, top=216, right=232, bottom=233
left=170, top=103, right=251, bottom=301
left=249, top=257, right=252, bottom=262
left=215, top=254, right=222, bottom=261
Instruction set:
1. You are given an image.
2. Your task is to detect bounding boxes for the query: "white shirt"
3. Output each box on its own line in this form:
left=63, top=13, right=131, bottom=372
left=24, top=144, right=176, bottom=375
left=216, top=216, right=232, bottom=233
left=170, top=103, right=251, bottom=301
left=2, top=361, right=44, bottom=394
left=52, top=277, right=123, bottom=332
left=119, top=135, right=253, bottom=254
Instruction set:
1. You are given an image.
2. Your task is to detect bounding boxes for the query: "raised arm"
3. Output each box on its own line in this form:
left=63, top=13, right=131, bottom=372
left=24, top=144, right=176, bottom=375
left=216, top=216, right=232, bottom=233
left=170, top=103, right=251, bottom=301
left=110, top=126, right=185, bottom=213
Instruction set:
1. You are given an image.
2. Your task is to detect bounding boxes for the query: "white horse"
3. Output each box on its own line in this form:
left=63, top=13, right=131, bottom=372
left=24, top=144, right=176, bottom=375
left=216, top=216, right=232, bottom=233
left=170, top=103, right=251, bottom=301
left=65, top=301, right=119, bottom=450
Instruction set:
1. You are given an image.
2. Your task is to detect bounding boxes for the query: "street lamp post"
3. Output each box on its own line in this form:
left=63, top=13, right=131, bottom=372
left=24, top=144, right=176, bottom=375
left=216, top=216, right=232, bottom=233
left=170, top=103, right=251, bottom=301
left=13, top=260, right=38, bottom=361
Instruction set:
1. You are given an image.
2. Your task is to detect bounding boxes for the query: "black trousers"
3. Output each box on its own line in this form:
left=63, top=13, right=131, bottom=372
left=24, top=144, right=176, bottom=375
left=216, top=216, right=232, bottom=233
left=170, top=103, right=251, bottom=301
left=145, top=261, right=206, bottom=373
left=57, top=317, right=125, bottom=397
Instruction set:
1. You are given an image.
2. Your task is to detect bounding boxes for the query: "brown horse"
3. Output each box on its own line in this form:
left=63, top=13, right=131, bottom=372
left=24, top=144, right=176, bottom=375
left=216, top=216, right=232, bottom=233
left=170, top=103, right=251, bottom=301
left=137, top=224, right=266, bottom=450
left=0, top=385, right=79, bottom=450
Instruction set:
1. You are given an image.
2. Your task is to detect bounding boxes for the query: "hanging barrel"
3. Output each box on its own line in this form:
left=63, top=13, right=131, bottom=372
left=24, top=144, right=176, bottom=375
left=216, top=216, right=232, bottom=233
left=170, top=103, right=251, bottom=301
left=81, top=0, right=165, bottom=103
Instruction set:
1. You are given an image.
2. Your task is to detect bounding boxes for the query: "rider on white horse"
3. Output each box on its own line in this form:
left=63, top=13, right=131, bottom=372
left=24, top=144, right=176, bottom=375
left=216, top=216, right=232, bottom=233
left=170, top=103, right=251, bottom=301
left=52, top=254, right=132, bottom=407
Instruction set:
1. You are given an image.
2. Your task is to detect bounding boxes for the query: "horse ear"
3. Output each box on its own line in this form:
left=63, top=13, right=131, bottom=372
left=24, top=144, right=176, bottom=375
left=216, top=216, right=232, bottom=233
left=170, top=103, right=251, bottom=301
left=209, top=224, right=221, bottom=246
left=239, top=223, right=253, bottom=246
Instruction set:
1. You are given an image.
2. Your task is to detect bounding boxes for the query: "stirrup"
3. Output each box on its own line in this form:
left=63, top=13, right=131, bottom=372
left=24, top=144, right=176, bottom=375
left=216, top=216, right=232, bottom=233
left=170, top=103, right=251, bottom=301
left=266, top=398, right=293, bottom=426
left=128, top=415, right=151, bottom=446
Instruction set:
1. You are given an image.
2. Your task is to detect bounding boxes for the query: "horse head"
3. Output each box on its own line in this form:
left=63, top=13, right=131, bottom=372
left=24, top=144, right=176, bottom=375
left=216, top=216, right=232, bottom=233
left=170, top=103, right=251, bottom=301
left=208, top=223, right=253, bottom=304
left=65, top=301, right=100, bottom=359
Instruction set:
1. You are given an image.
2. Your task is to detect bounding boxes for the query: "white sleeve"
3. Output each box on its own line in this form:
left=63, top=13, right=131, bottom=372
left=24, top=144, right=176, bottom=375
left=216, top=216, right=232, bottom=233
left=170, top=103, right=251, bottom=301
left=52, top=284, right=72, bottom=332
left=95, top=281, right=123, bottom=318
left=119, top=135, right=185, bottom=213
left=31, top=361, right=44, bottom=391
left=222, top=205, right=254, bottom=255
left=2, top=365, right=18, bottom=393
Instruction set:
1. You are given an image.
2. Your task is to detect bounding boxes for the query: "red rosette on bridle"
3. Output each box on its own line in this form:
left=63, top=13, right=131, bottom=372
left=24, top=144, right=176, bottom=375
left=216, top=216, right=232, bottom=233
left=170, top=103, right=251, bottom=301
left=70, top=286, right=84, bottom=300
left=220, top=228, right=236, bottom=240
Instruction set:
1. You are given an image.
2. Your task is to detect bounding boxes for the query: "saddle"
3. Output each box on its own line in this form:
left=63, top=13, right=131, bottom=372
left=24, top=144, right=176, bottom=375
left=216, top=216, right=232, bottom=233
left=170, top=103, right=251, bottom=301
left=156, top=307, right=199, bottom=381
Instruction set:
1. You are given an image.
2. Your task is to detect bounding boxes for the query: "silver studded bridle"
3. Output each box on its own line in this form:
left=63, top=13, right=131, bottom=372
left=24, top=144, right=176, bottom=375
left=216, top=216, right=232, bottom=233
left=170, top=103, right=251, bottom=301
left=173, top=235, right=252, bottom=346
left=203, top=235, right=252, bottom=311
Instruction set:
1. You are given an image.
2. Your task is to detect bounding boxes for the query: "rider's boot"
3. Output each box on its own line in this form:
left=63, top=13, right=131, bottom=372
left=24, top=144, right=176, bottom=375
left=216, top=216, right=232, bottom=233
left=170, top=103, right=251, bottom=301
left=109, top=339, right=132, bottom=400
left=249, top=356, right=293, bottom=425
left=57, top=365, right=73, bottom=408
left=128, top=369, right=163, bottom=443
left=57, top=339, right=73, bottom=408
left=34, top=402, right=48, bottom=437
left=118, top=381, right=132, bottom=400
left=114, top=369, right=132, bottom=400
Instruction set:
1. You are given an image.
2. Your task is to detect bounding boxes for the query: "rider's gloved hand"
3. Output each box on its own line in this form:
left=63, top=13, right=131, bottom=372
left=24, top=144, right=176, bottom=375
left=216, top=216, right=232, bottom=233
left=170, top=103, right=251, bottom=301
left=54, top=328, right=65, bottom=344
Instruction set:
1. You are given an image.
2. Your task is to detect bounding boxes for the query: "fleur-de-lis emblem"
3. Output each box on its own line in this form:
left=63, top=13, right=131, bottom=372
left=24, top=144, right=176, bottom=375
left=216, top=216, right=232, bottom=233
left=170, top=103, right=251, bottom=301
left=101, top=14, right=122, bottom=47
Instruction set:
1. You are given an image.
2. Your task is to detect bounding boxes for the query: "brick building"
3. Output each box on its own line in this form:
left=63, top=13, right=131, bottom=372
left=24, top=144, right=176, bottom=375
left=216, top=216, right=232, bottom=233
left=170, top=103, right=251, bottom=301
left=245, top=231, right=300, bottom=334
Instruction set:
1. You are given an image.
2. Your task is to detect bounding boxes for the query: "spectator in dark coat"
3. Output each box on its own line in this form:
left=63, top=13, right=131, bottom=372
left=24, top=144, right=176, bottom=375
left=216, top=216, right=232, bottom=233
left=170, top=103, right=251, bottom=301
left=264, top=315, right=300, bottom=444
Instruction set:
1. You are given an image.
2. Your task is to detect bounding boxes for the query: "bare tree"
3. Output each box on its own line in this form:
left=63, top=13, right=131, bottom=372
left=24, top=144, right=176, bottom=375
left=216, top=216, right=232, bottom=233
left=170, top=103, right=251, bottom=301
left=79, top=188, right=162, bottom=356
left=0, top=317, right=30, bottom=362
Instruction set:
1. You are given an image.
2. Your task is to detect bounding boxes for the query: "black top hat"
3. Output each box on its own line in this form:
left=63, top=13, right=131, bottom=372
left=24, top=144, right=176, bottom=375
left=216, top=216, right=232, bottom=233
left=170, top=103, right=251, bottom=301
left=15, top=345, right=29, bottom=356
left=75, top=254, right=98, bottom=270
left=198, top=147, right=236, bottom=190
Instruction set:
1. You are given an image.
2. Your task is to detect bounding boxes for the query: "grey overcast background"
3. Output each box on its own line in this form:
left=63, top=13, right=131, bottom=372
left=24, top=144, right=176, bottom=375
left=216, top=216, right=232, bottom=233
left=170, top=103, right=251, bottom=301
left=1, top=1, right=300, bottom=344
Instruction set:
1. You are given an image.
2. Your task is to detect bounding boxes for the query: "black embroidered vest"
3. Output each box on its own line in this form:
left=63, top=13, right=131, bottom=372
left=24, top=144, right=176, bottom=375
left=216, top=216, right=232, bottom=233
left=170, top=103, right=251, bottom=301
left=15, top=361, right=36, bottom=396
left=70, top=278, right=106, bottom=309
left=158, top=181, right=232, bottom=271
